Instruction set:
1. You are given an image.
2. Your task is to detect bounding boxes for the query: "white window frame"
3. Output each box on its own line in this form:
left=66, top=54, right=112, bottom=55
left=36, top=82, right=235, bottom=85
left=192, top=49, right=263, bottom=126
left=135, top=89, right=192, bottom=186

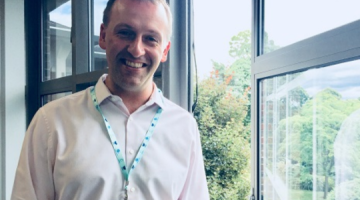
left=251, top=0, right=360, bottom=199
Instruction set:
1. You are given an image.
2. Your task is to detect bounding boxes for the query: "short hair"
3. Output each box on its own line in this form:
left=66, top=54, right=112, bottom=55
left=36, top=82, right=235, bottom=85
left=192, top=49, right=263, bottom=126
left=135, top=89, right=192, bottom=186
left=102, top=0, right=173, bottom=40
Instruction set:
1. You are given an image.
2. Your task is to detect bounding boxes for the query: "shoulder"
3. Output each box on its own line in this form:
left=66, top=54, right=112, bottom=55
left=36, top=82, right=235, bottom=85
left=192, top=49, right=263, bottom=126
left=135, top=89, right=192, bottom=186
left=32, top=88, right=94, bottom=128
left=41, top=88, right=90, bottom=113
left=160, top=97, right=198, bottom=130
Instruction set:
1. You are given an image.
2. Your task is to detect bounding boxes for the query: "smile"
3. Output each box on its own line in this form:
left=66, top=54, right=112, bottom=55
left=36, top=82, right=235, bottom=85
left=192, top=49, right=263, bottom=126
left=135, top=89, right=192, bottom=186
left=124, top=60, right=147, bottom=68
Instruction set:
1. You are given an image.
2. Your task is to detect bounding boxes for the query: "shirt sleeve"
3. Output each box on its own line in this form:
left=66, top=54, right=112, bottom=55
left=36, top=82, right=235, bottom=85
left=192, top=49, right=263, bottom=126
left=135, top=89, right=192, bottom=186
left=179, top=123, right=210, bottom=200
left=11, top=108, right=56, bottom=200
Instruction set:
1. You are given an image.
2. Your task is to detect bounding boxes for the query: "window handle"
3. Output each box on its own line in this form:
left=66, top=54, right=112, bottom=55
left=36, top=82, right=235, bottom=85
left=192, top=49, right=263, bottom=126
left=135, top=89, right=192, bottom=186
left=70, top=26, right=73, bottom=43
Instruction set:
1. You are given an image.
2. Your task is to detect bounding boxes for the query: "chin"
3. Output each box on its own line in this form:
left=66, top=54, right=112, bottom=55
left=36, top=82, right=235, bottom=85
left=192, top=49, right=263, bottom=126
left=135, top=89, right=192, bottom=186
left=119, top=81, right=144, bottom=92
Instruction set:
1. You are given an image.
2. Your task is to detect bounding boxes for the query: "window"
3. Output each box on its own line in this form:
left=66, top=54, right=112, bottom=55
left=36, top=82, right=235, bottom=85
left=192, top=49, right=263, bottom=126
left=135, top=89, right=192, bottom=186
left=24, top=0, right=105, bottom=124
left=42, top=91, right=72, bottom=105
left=92, top=0, right=107, bottom=71
left=263, top=0, right=360, bottom=54
left=253, top=0, right=360, bottom=199
left=43, top=0, right=72, bottom=81
left=193, top=0, right=252, bottom=199
left=260, top=60, right=360, bottom=199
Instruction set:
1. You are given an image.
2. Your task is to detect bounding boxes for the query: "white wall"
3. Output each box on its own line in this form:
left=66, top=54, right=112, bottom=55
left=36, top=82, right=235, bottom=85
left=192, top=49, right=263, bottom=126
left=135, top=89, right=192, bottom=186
left=1, top=0, right=26, bottom=199
left=0, top=0, right=4, bottom=198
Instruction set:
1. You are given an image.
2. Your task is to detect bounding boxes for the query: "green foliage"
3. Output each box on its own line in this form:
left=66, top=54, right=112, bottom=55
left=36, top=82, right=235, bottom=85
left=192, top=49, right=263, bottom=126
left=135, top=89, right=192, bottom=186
left=229, top=30, right=251, bottom=60
left=327, top=109, right=360, bottom=200
left=263, top=32, right=281, bottom=53
left=326, top=179, right=360, bottom=200
left=194, top=29, right=279, bottom=199
left=277, top=88, right=360, bottom=199
left=194, top=77, right=251, bottom=200
left=210, top=30, right=253, bottom=137
left=226, top=30, right=251, bottom=97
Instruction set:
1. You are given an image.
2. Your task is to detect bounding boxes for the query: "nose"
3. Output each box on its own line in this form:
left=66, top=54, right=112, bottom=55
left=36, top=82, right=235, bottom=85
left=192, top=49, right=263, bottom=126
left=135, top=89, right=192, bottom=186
left=127, top=37, right=145, bottom=58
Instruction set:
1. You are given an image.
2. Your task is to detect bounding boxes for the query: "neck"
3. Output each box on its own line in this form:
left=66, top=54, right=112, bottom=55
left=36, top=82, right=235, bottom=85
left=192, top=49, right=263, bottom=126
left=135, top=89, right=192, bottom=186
left=105, top=78, right=153, bottom=114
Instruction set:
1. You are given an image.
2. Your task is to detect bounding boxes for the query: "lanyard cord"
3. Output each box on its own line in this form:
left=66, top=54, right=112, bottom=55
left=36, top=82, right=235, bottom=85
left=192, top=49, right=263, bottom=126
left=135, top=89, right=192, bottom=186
left=90, top=87, right=163, bottom=190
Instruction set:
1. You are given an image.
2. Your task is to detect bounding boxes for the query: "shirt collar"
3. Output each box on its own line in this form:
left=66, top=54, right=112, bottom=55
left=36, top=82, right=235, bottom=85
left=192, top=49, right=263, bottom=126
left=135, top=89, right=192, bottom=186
left=145, top=84, right=166, bottom=109
left=94, top=74, right=112, bottom=104
left=94, top=74, right=166, bottom=110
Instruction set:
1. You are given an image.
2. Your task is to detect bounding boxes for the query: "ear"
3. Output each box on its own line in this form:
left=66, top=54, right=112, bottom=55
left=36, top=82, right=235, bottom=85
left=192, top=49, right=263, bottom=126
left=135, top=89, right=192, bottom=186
left=99, top=24, right=107, bottom=50
left=160, top=41, right=171, bottom=62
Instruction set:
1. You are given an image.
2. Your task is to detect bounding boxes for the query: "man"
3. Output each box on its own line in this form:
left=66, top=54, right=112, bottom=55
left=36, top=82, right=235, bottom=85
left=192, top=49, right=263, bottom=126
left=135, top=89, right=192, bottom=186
left=11, top=0, right=209, bottom=199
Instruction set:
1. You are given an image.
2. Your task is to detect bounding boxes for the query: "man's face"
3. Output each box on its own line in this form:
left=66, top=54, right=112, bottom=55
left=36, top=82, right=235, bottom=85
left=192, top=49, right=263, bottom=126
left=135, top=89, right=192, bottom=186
left=99, top=0, right=171, bottom=93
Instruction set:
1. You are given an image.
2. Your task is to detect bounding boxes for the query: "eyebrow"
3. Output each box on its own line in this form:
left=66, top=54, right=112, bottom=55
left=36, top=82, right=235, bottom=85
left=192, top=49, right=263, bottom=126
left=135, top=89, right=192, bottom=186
left=147, top=30, right=162, bottom=40
left=113, top=23, right=134, bottom=31
left=113, top=23, right=162, bottom=40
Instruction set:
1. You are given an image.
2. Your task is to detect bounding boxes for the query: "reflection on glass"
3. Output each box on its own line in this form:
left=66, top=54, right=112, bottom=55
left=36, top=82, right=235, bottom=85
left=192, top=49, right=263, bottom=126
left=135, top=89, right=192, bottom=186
left=92, top=0, right=107, bottom=71
left=260, top=60, right=360, bottom=200
left=42, top=91, right=72, bottom=105
left=43, top=0, right=72, bottom=81
left=263, top=0, right=360, bottom=54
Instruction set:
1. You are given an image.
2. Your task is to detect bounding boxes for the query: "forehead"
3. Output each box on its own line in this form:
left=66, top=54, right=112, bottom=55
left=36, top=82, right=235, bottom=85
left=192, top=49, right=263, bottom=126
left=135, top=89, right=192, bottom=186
left=109, top=0, right=169, bottom=31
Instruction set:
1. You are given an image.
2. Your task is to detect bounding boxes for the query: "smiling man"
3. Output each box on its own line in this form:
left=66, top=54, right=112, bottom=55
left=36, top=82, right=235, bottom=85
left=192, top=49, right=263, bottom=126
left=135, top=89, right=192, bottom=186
left=11, top=0, right=209, bottom=200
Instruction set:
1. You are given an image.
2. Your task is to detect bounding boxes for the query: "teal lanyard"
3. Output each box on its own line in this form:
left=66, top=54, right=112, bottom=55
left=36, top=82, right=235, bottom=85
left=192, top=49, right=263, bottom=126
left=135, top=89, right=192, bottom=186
left=90, top=87, right=163, bottom=191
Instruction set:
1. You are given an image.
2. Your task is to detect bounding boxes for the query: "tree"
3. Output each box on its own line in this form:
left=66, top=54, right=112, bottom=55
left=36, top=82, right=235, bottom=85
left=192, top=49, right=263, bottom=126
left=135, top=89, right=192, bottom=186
left=302, top=89, right=360, bottom=199
left=327, top=108, right=360, bottom=200
left=194, top=77, right=251, bottom=200
left=277, top=88, right=360, bottom=199
left=194, top=30, right=280, bottom=199
left=212, top=30, right=280, bottom=130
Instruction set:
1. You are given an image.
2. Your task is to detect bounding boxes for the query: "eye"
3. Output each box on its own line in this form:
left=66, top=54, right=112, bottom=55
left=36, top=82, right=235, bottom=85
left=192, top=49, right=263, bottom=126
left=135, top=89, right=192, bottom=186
left=146, top=36, right=158, bottom=43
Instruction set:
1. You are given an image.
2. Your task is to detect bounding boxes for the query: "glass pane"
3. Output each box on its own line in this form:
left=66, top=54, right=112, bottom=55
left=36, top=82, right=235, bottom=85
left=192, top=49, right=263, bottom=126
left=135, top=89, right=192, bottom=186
left=92, top=0, right=107, bottom=71
left=43, top=0, right=72, bottom=81
left=42, top=91, right=72, bottom=105
left=263, top=0, right=360, bottom=54
left=194, top=0, right=252, bottom=199
left=260, top=59, right=360, bottom=200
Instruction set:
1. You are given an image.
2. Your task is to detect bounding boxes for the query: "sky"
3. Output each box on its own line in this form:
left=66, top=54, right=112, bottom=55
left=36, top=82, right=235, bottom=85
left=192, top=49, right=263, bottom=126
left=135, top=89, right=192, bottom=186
left=49, top=0, right=360, bottom=100
left=93, top=0, right=107, bottom=35
left=301, top=60, right=360, bottom=100
left=265, top=60, right=360, bottom=100
left=49, top=1, right=71, bottom=27
left=193, top=0, right=251, bottom=79
left=265, top=0, right=360, bottom=47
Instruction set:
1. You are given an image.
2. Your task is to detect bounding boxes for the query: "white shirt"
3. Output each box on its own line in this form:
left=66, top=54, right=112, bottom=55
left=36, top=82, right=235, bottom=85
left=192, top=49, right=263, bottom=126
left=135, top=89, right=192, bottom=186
left=11, top=74, right=209, bottom=200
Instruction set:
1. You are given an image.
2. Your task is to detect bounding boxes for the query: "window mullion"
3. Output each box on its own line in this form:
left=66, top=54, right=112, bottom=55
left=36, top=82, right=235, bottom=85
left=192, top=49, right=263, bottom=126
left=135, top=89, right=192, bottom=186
left=72, top=0, right=91, bottom=92
left=162, top=0, right=191, bottom=111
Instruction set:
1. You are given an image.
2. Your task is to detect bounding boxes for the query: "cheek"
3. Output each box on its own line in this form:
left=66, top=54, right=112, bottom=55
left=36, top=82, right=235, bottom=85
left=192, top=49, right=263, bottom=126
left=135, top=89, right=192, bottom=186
left=107, top=38, right=125, bottom=52
left=150, top=48, right=165, bottom=61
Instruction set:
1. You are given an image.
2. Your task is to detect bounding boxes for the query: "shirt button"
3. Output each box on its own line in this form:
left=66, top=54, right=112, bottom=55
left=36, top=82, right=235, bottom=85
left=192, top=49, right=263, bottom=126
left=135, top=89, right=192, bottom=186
left=129, top=149, right=134, bottom=155
left=130, top=187, right=135, bottom=192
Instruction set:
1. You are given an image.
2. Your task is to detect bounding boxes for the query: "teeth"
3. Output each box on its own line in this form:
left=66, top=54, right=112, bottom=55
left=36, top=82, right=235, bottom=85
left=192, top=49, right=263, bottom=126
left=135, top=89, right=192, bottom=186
left=126, top=60, right=143, bottom=68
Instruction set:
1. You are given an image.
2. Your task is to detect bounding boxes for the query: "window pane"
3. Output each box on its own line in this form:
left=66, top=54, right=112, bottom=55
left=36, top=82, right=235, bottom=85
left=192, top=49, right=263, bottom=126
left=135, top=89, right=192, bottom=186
left=263, top=0, right=360, bottom=54
left=92, top=0, right=107, bottom=71
left=260, top=60, right=360, bottom=199
left=194, top=0, right=252, bottom=199
left=43, top=0, right=72, bottom=81
left=42, top=91, right=72, bottom=105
